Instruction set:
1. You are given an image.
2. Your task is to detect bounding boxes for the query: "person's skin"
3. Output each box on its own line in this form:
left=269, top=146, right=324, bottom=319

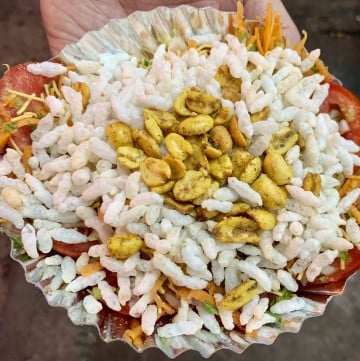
left=40, top=0, right=300, bottom=56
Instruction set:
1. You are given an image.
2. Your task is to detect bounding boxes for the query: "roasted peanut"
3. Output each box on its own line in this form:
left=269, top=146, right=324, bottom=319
left=144, top=112, right=163, bottom=144
left=178, top=115, right=214, bottom=136
left=215, top=65, right=242, bottom=88
left=165, top=133, right=193, bottom=160
left=268, top=127, right=299, bottom=154
left=202, top=143, right=223, bottom=159
left=144, top=108, right=177, bottom=131
left=173, top=170, right=211, bottom=202
left=106, top=121, right=133, bottom=148
left=72, top=82, right=90, bottom=109
left=209, top=154, right=233, bottom=181
left=250, top=106, right=269, bottom=123
left=239, top=157, right=262, bottom=184
left=196, top=207, right=219, bottom=220
left=263, top=152, right=293, bottom=185
left=151, top=180, right=175, bottom=194
left=215, top=65, right=242, bottom=102
left=213, top=107, right=232, bottom=125
left=162, top=155, right=187, bottom=180
left=252, top=174, right=288, bottom=211
left=209, top=125, right=233, bottom=154
left=140, top=157, right=171, bottom=187
left=247, top=208, right=277, bottom=230
left=303, top=172, right=321, bottom=196
left=225, top=202, right=251, bottom=216
left=212, top=216, right=260, bottom=244
left=229, top=116, right=249, bottom=147
left=231, top=149, right=253, bottom=179
left=117, top=146, right=146, bottom=169
left=174, top=88, right=197, bottom=116
left=313, top=173, right=322, bottom=197
left=107, top=233, right=144, bottom=260
left=193, top=180, right=220, bottom=205
left=185, top=89, right=221, bottom=115
left=132, top=129, right=160, bottom=158
left=164, top=197, right=195, bottom=214
left=183, top=137, right=209, bottom=170
left=220, top=279, right=260, bottom=311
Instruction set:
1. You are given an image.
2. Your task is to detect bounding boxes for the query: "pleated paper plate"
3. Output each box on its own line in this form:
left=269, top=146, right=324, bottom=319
left=5, top=5, right=360, bottom=358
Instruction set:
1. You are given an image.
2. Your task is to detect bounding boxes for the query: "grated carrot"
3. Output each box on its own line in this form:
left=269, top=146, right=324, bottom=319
left=231, top=1, right=247, bottom=36
left=168, top=281, right=215, bottom=304
left=0, top=133, right=11, bottom=150
left=21, top=145, right=33, bottom=174
left=151, top=276, right=175, bottom=315
left=350, top=205, right=360, bottom=224
left=80, top=261, right=103, bottom=277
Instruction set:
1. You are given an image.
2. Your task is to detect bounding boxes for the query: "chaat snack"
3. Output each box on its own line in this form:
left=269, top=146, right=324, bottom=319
left=1, top=3, right=360, bottom=357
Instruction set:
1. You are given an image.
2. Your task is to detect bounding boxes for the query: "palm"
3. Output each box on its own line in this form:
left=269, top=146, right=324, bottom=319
left=40, top=0, right=299, bottom=56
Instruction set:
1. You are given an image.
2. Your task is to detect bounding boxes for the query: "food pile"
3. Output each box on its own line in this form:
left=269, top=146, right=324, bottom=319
left=0, top=3, right=360, bottom=353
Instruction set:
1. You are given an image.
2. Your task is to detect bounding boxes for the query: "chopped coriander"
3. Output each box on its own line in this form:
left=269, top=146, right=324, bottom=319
left=311, top=65, right=319, bottom=73
left=319, top=275, right=329, bottom=283
left=90, top=286, right=102, bottom=300
left=248, top=43, right=258, bottom=51
left=11, top=237, right=31, bottom=262
left=159, top=336, right=172, bottom=347
left=203, top=301, right=219, bottom=315
left=238, top=32, right=249, bottom=44
left=4, top=123, right=18, bottom=132
left=274, top=288, right=294, bottom=304
left=338, top=251, right=351, bottom=265
left=266, top=311, right=282, bottom=325
left=144, top=59, right=150, bottom=67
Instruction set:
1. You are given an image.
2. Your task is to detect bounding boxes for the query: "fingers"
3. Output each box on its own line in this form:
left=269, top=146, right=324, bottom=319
left=243, top=0, right=301, bottom=45
left=120, top=0, right=300, bottom=44
left=119, top=0, right=227, bottom=13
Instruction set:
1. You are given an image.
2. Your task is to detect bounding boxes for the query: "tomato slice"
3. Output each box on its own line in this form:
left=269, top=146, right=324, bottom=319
left=307, top=248, right=360, bottom=285
left=52, top=240, right=100, bottom=258
left=0, top=62, right=56, bottom=150
left=0, top=62, right=54, bottom=98
left=320, top=82, right=360, bottom=145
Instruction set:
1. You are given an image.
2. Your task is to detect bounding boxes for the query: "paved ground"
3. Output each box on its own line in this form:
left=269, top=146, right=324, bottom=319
left=0, top=1, right=359, bottom=360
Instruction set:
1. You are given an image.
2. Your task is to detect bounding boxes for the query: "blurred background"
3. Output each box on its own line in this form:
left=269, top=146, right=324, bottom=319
left=0, top=1, right=359, bottom=360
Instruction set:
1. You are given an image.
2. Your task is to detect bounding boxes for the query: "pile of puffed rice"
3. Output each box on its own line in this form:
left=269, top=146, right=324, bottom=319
left=1, top=26, right=360, bottom=349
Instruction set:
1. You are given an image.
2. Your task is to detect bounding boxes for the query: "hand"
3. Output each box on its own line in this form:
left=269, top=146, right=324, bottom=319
left=40, top=0, right=300, bottom=56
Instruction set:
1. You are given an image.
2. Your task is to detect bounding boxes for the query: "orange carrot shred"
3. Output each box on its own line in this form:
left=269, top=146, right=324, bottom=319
left=80, top=261, right=103, bottom=277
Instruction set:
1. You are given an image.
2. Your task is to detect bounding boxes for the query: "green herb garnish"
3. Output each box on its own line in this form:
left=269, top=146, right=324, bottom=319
left=11, top=237, right=31, bottom=262
left=266, top=311, right=282, bottom=325
left=338, top=251, right=351, bottom=265
left=238, top=32, right=250, bottom=44
left=273, top=288, right=294, bottom=304
left=203, top=301, right=219, bottom=315
left=4, top=123, right=18, bottom=132
left=90, top=286, right=102, bottom=300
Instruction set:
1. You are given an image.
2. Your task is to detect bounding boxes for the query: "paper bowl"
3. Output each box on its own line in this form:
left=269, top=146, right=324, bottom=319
left=4, top=5, right=360, bottom=358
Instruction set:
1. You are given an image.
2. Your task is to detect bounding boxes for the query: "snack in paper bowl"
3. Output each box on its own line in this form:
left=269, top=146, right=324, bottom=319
left=1, top=2, right=360, bottom=357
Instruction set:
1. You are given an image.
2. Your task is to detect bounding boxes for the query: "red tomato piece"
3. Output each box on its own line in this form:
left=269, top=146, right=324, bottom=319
left=308, top=248, right=360, bottom=285
left=320, top=82, right=360, bottom=145
left=52, top=240, right=100, bottom=259
left=10, top=124, right=33, bottom=151
left=0, top=62, right=53, bottom=98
